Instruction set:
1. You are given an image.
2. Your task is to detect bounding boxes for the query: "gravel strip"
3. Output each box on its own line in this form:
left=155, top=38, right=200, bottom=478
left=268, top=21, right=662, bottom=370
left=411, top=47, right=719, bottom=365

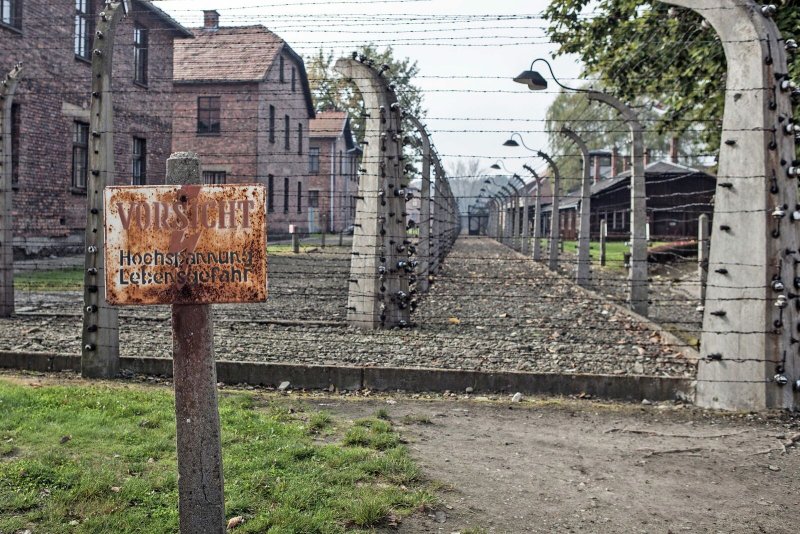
left=0, top=237, right=696, bottom=378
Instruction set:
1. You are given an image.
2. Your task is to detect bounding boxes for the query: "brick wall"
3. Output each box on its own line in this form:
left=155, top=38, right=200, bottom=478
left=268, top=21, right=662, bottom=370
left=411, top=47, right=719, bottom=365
left=308, top=135, right=358, bottom=233
left=0, top=0, right=180, bottom=256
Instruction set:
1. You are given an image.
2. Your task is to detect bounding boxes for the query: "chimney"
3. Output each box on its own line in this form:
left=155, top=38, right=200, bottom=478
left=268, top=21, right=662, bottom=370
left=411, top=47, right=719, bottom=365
left=644, top=148, right=652, bottom=167
left=622, top=155, right=630, bottom=172
left=611, top=147, right=620, bottom=176
left=669, top=136, right=679, bottom=163
left=203, top=10, right=220, bottom=30
left=592, top=154, right=601, bottom=184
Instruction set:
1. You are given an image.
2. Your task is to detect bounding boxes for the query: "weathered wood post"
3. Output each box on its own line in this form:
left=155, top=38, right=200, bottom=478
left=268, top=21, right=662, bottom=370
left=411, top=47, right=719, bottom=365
left=335, top=56, right=410, bottom=328
left=408, top=115, right=431, bottom=292
left=659, top=0, right=799, bottom=410
left=104, top=153, right=267, bottom=532
left=0, top=64, right=22, bottom=317
left=82, top=1, right=126, bottom=378
left=600, top=219, right=607, bottom=267
left=587, top=91, right=648, bottom=316
left=560, top=127, right=592, bottom=287
left=538, top=151, right=561, bottom=270
left=167, top=153, right=225, bottom=534
left=698, top=213, right=710, bottom=305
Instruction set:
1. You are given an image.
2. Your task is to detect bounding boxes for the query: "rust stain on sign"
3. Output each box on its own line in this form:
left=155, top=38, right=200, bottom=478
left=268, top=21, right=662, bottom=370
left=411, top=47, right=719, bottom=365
left=104, top=185, right=267, bottom=305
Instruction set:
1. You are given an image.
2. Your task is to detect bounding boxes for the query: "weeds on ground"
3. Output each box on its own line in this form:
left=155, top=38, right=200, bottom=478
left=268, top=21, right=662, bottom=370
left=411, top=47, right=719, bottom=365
left=0, top=381, right=435, bottom=533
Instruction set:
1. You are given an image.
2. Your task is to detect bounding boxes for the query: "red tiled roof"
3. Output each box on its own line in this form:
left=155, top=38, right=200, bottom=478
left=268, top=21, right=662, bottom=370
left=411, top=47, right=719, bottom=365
left=173, top=26, right=284, bottom=83
left=309, top=111, right=348, bottom=138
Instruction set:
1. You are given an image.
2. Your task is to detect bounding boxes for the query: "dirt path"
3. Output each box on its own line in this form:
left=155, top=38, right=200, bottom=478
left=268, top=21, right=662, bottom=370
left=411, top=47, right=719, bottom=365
left=303, top=395, right=799, bottom=533
left=4, top=371, right=798, bottom=533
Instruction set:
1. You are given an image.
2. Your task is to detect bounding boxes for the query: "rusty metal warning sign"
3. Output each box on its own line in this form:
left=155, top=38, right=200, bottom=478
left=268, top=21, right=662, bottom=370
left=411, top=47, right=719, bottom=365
left=104, top=185, right=267, bottom=305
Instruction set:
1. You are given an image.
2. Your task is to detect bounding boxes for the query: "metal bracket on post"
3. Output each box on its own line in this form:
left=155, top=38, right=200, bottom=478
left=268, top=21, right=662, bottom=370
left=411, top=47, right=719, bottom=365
left=586, top=90, right=648, bottom=316
left=0, top=63, right=22, bottom=318
left=560, top=127, right=592, bottom=286
left=659, top=0, right=799, bottom=411
left=335, top=57, right=410, bottom=329
left=81, top=1, right=124, bottom=378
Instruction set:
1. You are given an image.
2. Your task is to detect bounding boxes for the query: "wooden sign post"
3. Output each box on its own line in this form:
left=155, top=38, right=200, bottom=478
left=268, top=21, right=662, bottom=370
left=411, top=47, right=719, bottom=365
left=104, top=152, right=267, bottom=533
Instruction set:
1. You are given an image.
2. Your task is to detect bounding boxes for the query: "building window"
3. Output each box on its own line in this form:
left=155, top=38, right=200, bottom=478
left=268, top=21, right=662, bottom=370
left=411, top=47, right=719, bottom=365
left=269, top=105, right=275, bottom=143
left=133, top=24, right=148, bottom=85
left=309, top=147, right=320, bottom=174
left=297, top=181, right=302, bottom=213
left=284, top=115, right=290, bottom=150
left=291, top=67, right=296, bottom=92
left=338, top=150, right=343, bottom=176
left=297, top=123, right=303, bottom=155
left=1, top=0, right=21, bottom=29
left=203, top=171, right=226, bottom=184
left=308, top=190, right=319, bottom=209
left=74, top=1, right=93, bottom=60
left=132, top=137, right=146, bottom=185
left=10, top=103, right=19, bottom=184
left=72, top=122, right=89, bottom=189
left=267, top=174, right=274, bottom=212
left=283, top=177, right=289, bottom=213
left=279, top=55, right=285, bottom=83
left=197, top=96, right=220, bottom=135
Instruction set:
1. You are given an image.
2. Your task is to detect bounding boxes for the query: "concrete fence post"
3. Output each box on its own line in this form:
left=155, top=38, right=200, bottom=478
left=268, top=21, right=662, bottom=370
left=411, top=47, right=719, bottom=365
left=167, top=152, right=226, bottom=534
left=560, top=127, right=592, bottom=286
left=524, top=166, right=544, bottom=261
left=538, top=151, right=561, bottom=270
left=335, top=56, right=410, bottom=328
left=81, top=2, right=125, bottom=378
left=408, top=115, right=431, bottom=292
left=587, top=90, right=648, bottom=316
left=698, top=213, right=710, bottom=305
left=0, top=63, right=22, bottom=318
left=520, top=185, right=530, bottom=255
left=659, top=0, right=799, bottom=410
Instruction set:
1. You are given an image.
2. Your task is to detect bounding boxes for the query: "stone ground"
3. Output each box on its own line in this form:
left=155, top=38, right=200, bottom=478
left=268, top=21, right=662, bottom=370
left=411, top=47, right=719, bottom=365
left=4, top=371, right=799, bottom=534
left=1, top=236, right=695, bottom=377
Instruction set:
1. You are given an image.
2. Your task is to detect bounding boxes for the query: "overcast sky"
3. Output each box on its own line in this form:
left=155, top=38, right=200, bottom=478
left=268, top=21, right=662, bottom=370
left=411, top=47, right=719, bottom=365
left=153, top=0, right=584, bottom=180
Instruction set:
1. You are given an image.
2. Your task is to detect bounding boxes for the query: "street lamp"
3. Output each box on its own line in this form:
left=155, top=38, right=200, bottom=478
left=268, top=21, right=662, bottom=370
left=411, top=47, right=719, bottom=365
left=514, top=58, right=648, bottom=316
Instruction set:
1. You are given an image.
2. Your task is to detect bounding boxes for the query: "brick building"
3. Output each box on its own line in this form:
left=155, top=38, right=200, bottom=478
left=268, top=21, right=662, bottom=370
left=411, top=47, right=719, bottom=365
left=1, top=0, right=191, bottom=255
left=307, top=110, right=360, bottom=233
left=171, top=10, right=316, bottom=237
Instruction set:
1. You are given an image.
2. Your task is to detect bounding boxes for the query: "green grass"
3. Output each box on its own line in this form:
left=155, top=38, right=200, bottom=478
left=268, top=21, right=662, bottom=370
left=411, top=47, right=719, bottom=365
left=0, top=380, right=435, bottom=533
left=561, top=240, right=669, bottom=271
left=14, top=268, right=83, bottom=291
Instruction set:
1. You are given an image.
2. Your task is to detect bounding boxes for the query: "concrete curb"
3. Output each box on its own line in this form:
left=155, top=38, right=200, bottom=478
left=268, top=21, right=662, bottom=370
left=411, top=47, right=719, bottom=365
left=0, top=351, right=693, bottom=402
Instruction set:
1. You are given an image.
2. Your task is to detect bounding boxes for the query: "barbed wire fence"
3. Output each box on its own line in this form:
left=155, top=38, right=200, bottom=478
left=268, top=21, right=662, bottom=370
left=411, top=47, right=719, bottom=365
left=0, top=0, right=797, bottom=409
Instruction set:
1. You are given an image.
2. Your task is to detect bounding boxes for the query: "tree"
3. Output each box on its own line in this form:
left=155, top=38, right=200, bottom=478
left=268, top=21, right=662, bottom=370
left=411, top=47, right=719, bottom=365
left=305, top=44, right=425, bottom=141
left=543, top=0, right=799, bottom=157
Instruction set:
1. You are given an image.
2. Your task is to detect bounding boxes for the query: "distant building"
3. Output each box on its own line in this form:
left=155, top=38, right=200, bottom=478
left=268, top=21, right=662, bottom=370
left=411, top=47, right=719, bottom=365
left=307, top=111, right=360, bottom=233
left=540, top=160, right=716, bottom=241
left=1, top=0, right=191, bottom=256
left=171, top=10, right=316, bottom=236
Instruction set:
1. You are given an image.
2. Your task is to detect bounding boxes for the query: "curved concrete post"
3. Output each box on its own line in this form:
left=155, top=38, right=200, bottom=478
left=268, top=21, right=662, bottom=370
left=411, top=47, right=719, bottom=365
left=524, top=166, right=544, bottom=261
left=538, top=151, right=561, bottom=270
left=586, top=90, right=647, bottom=316
left=520, top=181, right=531, bottom=255
left=82, top=2, right=125, bottom=378
left=560, top=127, right=592, bottom=287
left=407, top=115, right=431, bottom=293
left=0, top=63, right=22, bottom=317
left=658, top=0, right=799, bottom=410
left=335, top=57, right=410, bottom=328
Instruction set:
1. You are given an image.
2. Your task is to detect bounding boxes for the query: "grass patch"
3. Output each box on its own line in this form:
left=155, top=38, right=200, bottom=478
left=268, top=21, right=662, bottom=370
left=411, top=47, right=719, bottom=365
left=562, top=240, right=669, bottom=271
left=0, top=380, right=434, bottom=533
left=401, top=414, right=433, bottom=425
left=15, top=268, right=83, bottom=291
